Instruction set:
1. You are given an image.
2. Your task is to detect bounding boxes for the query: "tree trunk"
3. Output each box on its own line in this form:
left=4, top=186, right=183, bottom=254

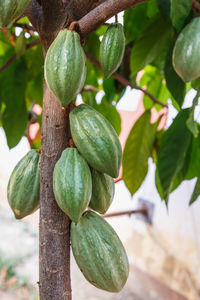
left=39, top=85, right=72, bottom=299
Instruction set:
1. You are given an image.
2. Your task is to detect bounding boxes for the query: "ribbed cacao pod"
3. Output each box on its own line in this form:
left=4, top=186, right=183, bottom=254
left=69, top=104, right=122, bottom=178
left=71, top=211, right=129, bottom=292
left=173, top=18, right=200, bottom=82
left=100, top=23, right=125, bottom=78
left=53, top=148, right=92, bottom=223
left=7, top=150, right=40, bottom=219
left=0, top=0, right=30, bottom=28
left=89, top=168, right=115, bottom=214
left=44, top=29, right=86, bottom=107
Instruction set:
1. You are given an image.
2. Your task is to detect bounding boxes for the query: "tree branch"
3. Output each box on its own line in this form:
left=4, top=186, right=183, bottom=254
left=192, top=0, right=200, bottom=14
left=78, top=0, right=149, bottom=37
left=25, top=0, right=42, bottom=31
left=0, top=39, right=40, bottom=73
left=85, top=51, right=168, bottom=108
left=66, top=0, right=107, bottom=25
left=40, top=0, right=68, bottom=34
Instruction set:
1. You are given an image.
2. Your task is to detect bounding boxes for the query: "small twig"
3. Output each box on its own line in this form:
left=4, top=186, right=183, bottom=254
left=0, top=38, right=40, bottom=73
left=82, top=85, right=99, bottom=92
left=115, top=15, right=118, bottom=23
left=85, top=51, right=167, bottom=108
left=192, top=0, right=200, bottom=14
left=0, top=55, right=17, bottom=73
left=13, top=22, right=35, bottom=31
left=114, top=177, right=122, bottom=183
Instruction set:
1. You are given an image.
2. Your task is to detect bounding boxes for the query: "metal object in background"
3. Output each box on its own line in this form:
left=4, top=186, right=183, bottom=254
left=103, top=198, right=154, bottom=224
left=135, top=198, right=155, bottom=224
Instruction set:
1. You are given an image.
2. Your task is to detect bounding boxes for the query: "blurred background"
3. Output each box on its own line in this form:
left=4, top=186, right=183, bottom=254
left=0, top=88, right=200, bottom=300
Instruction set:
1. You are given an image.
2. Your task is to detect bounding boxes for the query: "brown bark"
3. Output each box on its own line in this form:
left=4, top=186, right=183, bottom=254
left=39, top=87, right=72, bottom=300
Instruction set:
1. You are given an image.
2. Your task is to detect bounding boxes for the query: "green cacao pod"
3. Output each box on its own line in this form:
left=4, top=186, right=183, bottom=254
left=173, top=18, right=200, bottom=82
left=0, top=0, right=30, bottom=28
left=89, top=168, right=115, bottom=214
left=44, top=29, right=86, bottom=107
left=69, top=104, right=122, bottom=178
left=71, top=211, right=129, bottom=292
left=7, top=150, right=40, bottom=219
left=100, top=23, right=125, bottom=78
left=53, top=148, right=92, bottom=223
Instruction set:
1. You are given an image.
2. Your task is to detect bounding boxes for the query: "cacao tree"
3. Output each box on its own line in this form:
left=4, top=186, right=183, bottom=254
left=1, top=0, right=200, bottom=298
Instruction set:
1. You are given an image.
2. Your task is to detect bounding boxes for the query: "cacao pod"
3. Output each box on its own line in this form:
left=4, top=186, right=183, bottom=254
left=44, top=29, right=86, bottom=107
left=100, top=23, right=125, bottom=78
left=89, top=168, right=115, bottom=214
left=53, top=148, right=92, bottom=223
left=69, top=104, right=122, bottom=178
left=7, top=150, right=40, bottom=219
left=71, top=211, right=129, bottom=292
left=173, top=18, right=200, bottom=82
left=0, top=0, right=30, bottom=28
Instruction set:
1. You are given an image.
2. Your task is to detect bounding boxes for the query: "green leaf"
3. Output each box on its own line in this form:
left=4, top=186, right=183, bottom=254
left=123, top=3, right=149, bottom=44
left=164, top=44, right=185, bottom=107
left=124, top=0, right=159, bottom=44
left=84, top=32, right=100, bottom=60
left=95, top=25, right=107, bottom=37
left=155, top=167, right=164, bottom=199
left=157, top=0, right=171, bottom=20
left=15, top=32, right=26, bottom=58
left=170, top=0, right=192, bottom=30
left=189, top=176, right=200, bottom=205
left=185, top=133, right=200, bottom=179
left=123, top=111, right=158, bottom=195
left=94, top=99, right=121, bottom=135
left=85, top=61, right=99, bottom=87
left=186, top=90, right=200, bottom=137
left=157, top=109, right=191, bottom=203
left=140, top=66, right=169, bottom=110
left=186, top=118, right=199, bottom=138
left=130, top=16, right=172, bottom=74
left=147, top=0, right=159, bottom=18
left=24, top=45, right=43, bottom=79
left=0, top=58, right=28, bottom=148
left=26, top=74, right=43, bottom=106
left=82, top=91, right=96, bottom=107
left=191, top=78, right=200, bottom=91
left=103, top=77, right=116, bottom=104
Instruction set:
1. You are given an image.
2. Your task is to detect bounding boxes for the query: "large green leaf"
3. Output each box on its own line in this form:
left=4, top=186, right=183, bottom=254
left=170, top=0, right=192, bottom=30
left=164, top=44, right=185, bottom=107
left=139, top=66, right=169, bottom=110
left=130, top=16, right=171, bottom=74
left=123, top=111, right=158, bottom=195
left=157, top=109, right=191, bottom=202
left=24, top=45, right=44, bottom=105
left=103, top=77, right=116, bottom=104
left=123, top=1, right=159, bottom=45
left=0, top=58, right=28, bottom=148
left=94, top=99, right=121, bottom=135
left=124, top=3, right=149, bottom=44
left=189, top=176, right=200, bottom=205
left=157, top=0, right=171, bottom=20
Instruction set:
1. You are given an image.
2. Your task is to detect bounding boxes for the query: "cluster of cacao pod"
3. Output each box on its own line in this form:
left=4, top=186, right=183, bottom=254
left=173, top=17, right=200, bottom=82
left=44, top=23, right=125, bottom=107
left=53, top=103, right=129, bottom=292
left=45, top=24, right=128, bottom=291
left=7, top=23, right=129, bottom=292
